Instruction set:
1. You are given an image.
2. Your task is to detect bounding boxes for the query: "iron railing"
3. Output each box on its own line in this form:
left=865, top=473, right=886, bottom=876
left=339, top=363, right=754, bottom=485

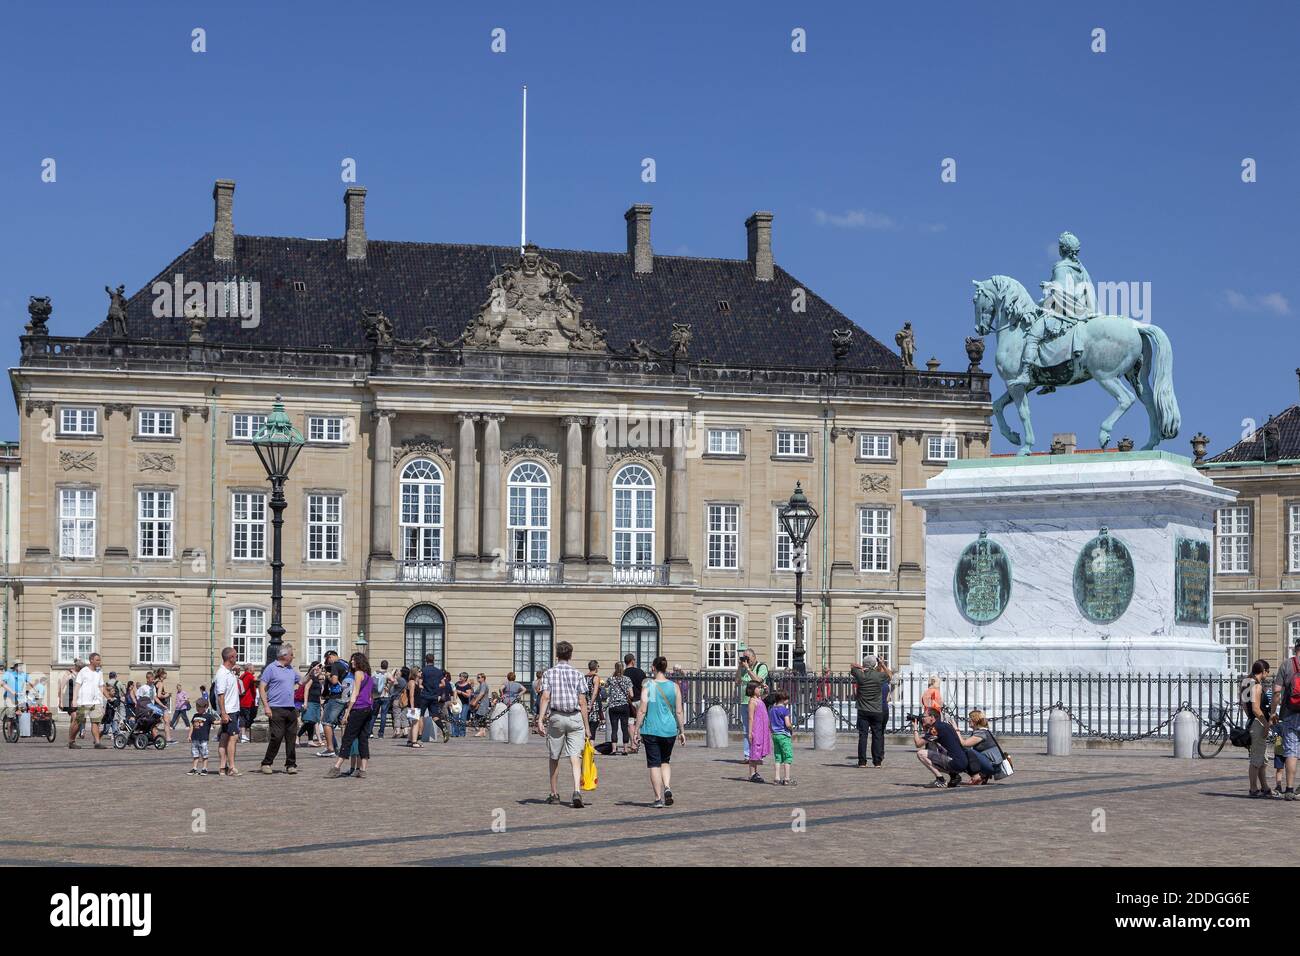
left=670, top=670, right=1241, bottom=739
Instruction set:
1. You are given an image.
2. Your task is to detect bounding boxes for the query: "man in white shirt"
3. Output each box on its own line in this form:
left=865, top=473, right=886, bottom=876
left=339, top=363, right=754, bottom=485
left=71, top=653, right=107, bottom=750
left=212, top=646, right=243, bottom=776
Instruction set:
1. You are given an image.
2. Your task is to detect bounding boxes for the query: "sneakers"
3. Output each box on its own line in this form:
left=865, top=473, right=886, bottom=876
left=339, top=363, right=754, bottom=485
left=1285, top=789, right=1297, bottom=802
left=651, top=798, right=666, bottom=808
left=325, top=767, right=342, bottom=779
left=239, top=735, right=250, bottom=743
left=187, top=768, right=200, bottom=776
left=356, top=769, right=367, bottom=779
left=545, top=793, right=561, bottom=805
left=225, top=767, right=242, bottom=777
left=286, top=767, right=298, bottom=775
left=93, top=742, right=108, bottom=750
left=947, top=774, right=962, bottom=789
left=259, top=765, right=273, bottom=775
left=924, top=778, right=947, bottom=789
left=198, top=768, right=209, bottom=776
left=316, top=749, right=335, bottom=758
left=780, top=779, right=797, bottom=787
left=664, top=788, right=674, bottom=806
left=749, top=773, right=765, bottom=784
left=856, top=761, right=869, bottom=768
left=572, top=791, right=584, bottom=808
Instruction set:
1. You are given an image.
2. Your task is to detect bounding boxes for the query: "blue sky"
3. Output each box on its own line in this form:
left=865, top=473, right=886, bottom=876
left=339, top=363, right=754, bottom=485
left=1, top=0, right=1297, bottom=454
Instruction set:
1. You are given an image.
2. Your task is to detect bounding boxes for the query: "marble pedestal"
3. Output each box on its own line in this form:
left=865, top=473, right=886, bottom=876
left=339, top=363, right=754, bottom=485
left=901, top=451, right=1236, bottom=674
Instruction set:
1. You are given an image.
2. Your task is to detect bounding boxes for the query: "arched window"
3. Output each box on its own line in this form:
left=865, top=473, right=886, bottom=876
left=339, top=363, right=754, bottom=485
left=705, top=613, right=740, bottom=669
left=514, top=606, right=554, bottom=680
left=405, top=604, right=445, bottom=669
left=400, top=459, right=445, bottom=581
left=860, top=616, right=895, bottom=670
left=774, top=613, right=812, bottom=671
left=621, top=607, right=660, bottom=663
left=1215, top=618, right=1251, bottom=674
left=57, top=604, right=96, bottom=664
left=613, top=465, right=655, bottom=582
left=508, top=462, right=550, bottom=575
left=136, top=606, right=175, bottom=666
left=230, top=607, right=266, bottom=665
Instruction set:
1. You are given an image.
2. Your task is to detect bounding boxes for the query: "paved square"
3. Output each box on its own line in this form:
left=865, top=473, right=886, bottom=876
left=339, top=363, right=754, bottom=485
left=0, top=733, right=1272, bottom=866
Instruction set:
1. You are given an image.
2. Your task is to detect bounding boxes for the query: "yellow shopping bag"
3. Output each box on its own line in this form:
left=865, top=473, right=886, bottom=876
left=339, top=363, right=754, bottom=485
left=580, top=739, right=599, bottom=791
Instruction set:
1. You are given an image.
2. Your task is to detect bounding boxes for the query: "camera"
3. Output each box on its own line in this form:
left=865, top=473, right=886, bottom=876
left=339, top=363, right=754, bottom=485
left=905, top=712, right=926, bottom=724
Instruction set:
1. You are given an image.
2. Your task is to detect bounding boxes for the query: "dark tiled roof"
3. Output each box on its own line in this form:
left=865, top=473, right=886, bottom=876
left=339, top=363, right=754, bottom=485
left=89, top=234, right=901, bottom=371
left=1205, top=404, right=1300, bottom=462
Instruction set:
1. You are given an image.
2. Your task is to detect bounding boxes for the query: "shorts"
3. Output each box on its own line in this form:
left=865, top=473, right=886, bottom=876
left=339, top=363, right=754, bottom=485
left=76, top=704, right=104, bottom=724
left=772, top=734, right=793, bottom=765
left=191, top=741, right=210, bottom=759
left=218, top=713, right=242, bottom=739
left=1282, top=713, right=1300, bottom=760
left=240, top=705, right=257, bottom=725
left=642, top=733, right=676, bottom=768
left=322, top=699, right=346, bottom=727
left=1275, top=752, right=1286, bottom=770
left=545, top=712, right=585, bottom=760
left=928, top=748, right=966, bottom=775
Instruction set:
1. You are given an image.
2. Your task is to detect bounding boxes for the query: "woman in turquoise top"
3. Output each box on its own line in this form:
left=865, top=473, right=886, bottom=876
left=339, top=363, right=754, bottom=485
left=632, top=656, right=685, bottom=808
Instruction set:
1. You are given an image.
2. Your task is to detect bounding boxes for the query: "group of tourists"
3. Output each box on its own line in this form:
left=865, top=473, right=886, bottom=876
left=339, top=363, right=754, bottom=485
left=1238, top=635, right=1300, bottom=800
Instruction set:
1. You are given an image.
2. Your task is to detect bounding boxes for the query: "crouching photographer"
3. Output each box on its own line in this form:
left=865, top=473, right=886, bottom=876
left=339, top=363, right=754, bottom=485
left=957, top=710, right=1008, bottom=786
left=911, top=710, right=969, bottom=788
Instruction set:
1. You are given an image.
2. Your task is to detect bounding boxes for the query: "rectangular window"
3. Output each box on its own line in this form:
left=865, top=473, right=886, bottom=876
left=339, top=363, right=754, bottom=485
left=926, top=434, right=959, bottom=461
left=774, top=615, right=808, bottom=670
left=859, top=508, right=891, bottom=572
left=60, top=407, right=97, bottom=435
left=858, top=433, right=893, bottom=460
left=306, top=608, right=343, bottom=663
left=136, top=606, right=174, bottom=665
left=137, top=409, right=176, bottom=437
left=59, top=488, right=96, bottom=558
left=230, top=607, right=266, bottom=666
left=231, top=492, right=267, bottom=560
left=1216, top=506, right=1252, bottom=574
left=308, top=415, right=345, bottom=443
left=231, top=413, right=268, bottom=440
left=705, top=614, right=739, bottom=669
left=707, top=504, right=739, bottom=569
left=775, top=431, right=808, bottom=457
left=58, top=605, right=96, bottom=664
left=775, top=518, right=793, bottom=571
left=706, top=429, right=741, bottom=455
left=1289, top=504, right=1300, bottom=574
left=308, top=494, right=342, bottom=561
left=137, top=490, right=174, bottom=559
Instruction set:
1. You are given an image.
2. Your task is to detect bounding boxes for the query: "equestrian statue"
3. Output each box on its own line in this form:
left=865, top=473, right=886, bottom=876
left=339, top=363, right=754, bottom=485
left=971, top=232, right=1179, bottom=455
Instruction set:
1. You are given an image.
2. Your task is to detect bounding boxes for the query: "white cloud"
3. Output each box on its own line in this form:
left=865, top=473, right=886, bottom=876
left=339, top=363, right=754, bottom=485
left=1223, top=289, right=1290, bottom=316
left=812, top=208, right=894, bottom=230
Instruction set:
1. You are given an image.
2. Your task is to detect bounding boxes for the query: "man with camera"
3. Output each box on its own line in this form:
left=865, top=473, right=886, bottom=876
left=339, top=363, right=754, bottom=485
left=912, top=709, right=969, bottom=789
left=850, top=655, right=891, bottom=767
left=735, top=649, right=768, bottom=761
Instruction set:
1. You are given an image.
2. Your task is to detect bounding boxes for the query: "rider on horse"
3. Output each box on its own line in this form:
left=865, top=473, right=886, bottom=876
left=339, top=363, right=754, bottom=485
left=1006, top=231, right=1096, bottom=392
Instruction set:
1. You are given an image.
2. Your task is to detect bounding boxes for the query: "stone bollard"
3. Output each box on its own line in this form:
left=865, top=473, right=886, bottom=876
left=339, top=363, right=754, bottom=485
left=488, top=703, right=510, bottom=742
left=705, top=704, right=729, bottom=748
left=1046, top=707, right=1071, bottom=756
left=813, top=706, right=836, bottom=750
left=507, top=702, right=530, bottom=744
left=1172, top=709, right=1198, bottom=759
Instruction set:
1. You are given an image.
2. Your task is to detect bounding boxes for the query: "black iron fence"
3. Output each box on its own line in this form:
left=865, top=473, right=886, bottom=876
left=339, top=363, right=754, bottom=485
left=669, top=670, right=1239, bottom=740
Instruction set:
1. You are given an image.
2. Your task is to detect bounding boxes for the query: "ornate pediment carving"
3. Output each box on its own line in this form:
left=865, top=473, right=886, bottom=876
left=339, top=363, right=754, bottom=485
left=455, top=244, right=607, bottom=353
left=608, top=448, right=665, bottom=477
left=394, top=434, right=453, bottom=469
left=502, top=435, right=559, bottom=468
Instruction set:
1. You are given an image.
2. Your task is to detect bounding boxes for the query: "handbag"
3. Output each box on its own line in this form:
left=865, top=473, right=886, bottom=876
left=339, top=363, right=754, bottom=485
left=580, top=739, right=598, bottom=791
left=449, top=696, right=463, bottom=716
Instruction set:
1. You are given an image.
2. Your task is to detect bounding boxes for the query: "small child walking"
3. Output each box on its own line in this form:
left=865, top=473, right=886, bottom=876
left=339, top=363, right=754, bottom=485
left=187, top=699, right=213, bottom=776
left=768, top=690, right=795, bottom=786
left=745, top=682, right=772, bottom=783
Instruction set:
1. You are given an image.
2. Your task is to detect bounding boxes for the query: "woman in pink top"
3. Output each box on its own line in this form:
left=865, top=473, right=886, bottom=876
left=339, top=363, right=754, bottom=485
left=745, top=682, right=772, bottom=784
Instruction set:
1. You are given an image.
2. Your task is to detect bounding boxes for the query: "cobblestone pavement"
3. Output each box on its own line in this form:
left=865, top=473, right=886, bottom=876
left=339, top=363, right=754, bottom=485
left=0, top=732, right=1273, bottom=866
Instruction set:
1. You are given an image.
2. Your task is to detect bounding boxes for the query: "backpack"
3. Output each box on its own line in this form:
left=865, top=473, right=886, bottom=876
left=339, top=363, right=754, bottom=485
left=1289, top=657, right=1300, bottom=709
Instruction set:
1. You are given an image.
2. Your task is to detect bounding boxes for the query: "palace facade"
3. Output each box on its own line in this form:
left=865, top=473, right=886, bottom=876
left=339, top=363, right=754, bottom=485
left=7, top=182, right=991, bottom=687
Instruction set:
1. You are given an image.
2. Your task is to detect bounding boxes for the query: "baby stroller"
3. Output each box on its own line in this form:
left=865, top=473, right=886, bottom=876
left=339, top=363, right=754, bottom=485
left=112, top=700, right=167, bottom=750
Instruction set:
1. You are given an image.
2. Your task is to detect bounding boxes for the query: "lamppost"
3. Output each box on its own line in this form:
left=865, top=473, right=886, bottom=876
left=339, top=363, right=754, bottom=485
left=251, top=396, right=305, bottom=665
left=778, top=481, right=819, bottom=676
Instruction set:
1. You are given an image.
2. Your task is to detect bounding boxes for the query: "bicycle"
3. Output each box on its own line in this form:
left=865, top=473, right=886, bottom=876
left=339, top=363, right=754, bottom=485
left=1197, top=704, right=1243, bottom=758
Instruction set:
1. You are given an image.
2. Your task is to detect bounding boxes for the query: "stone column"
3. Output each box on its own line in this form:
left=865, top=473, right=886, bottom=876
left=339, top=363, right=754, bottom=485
left=561, top=417, right=586, bottom=563
left=22, top=402, right=53, bottom=559
left=455, top=413, right=479, bottom=560
left=104, top=403, right=132, bottom=562
left=181, top=405, right=209, bottom=573
left=830, top=426, right=856, bottom=582
left=898, top=429, right=925, bottom=587
left=668, top=414, right=689, bottom=566
left=587, top=417, right=608, bottom=564
left=479, top=414, right=504, bottom=562
left=369, top=410, right=395, bottom=563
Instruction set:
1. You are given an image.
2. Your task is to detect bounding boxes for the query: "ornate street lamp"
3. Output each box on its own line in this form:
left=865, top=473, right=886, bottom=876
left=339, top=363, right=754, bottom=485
left=251, top=396, right=305, bottom=665
left=778, top=481, right=819, bottom=675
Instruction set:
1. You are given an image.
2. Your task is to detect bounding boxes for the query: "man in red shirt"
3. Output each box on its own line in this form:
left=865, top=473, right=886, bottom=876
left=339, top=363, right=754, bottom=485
left=238, top=664, right=258, bottom=743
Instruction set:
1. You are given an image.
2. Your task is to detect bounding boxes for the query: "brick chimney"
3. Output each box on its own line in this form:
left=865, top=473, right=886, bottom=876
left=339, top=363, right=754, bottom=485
left=344, top=186, right=367, bottom=260
left=746, top=211, right=773, bottom=281
left=625, top=204, right=653, bottom=274
left=212, top=180, right=235, bottom=261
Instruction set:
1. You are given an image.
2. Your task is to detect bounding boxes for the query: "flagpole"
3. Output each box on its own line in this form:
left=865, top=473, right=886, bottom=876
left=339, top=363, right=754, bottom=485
left=514, top=83, right=520, bottom=252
